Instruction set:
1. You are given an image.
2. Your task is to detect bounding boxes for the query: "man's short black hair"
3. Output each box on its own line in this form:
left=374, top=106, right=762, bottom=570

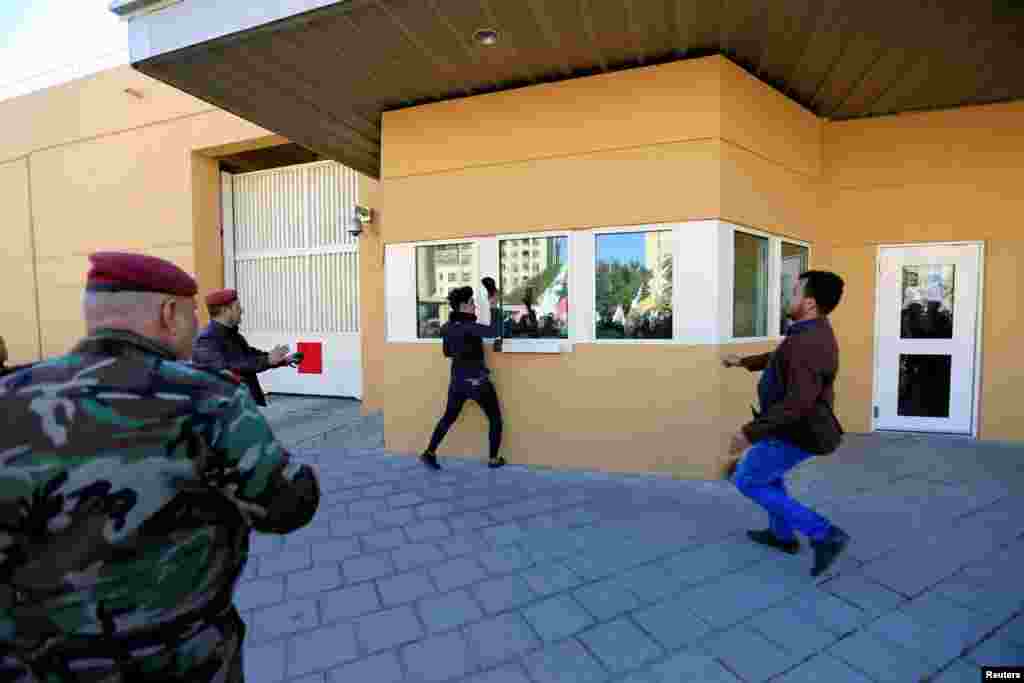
left=448, top=286, right=474, bottom=309
left=799, top=270, right=844, bottom=315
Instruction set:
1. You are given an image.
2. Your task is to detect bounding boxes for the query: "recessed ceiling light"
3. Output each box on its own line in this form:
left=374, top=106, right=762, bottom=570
left=473, top=29, right=499, bottom=46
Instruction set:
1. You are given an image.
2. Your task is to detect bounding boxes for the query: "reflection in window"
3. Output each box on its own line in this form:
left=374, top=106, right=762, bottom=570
left=734, top=231, right=769, bottom=338
left=898, top=354, right=952, bottom=417
left=780, top=242, right=809, bottom=335
left=416, top=243, right=476, bottom=338
left=901, top=265, right=955, bottom=339
left=499, top=236, right=569, bottom=339
left=594, top=231, right=673, bottom=340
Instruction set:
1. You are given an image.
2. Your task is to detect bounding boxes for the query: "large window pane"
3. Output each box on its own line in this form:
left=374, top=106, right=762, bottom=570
left=499, top=236, right=569, bottom=339
left=733, top=231, right=769, bottom=338
left=595, top=231, right=673, bottom=340
left=416, top=243, right=476, bottom=338
left=780, top=242, right=809, bottom=335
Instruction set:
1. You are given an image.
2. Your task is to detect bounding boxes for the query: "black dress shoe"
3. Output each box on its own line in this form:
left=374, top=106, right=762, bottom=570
left=811, top=528, right=850, bottom=577
left=420, top=451, right=441, bottom=470
left=747, top=529, right=801, bottom=554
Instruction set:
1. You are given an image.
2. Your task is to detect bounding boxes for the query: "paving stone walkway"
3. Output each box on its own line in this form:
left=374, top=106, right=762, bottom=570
left=241, top=396, right=1024, bottom=683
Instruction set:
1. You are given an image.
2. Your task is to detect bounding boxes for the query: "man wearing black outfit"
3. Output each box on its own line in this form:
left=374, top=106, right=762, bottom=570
left=722, top=270, right=850, bottom=577
left=192, top=289, right=297, bottom=406
left=422, top=281, right=505, bottom=470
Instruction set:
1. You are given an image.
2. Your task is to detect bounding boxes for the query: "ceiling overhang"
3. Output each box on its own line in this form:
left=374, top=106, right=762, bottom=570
left=114, top=0, right=1024, bottom=180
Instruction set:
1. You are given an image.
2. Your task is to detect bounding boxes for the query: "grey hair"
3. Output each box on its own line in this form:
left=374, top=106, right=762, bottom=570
left=82, top=290, right=167, bottom=332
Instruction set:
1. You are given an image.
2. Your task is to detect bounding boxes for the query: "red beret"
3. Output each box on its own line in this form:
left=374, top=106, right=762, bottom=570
left=205, top=289, right=238, bottom=307
left=86, top=251, right=197, bottom=297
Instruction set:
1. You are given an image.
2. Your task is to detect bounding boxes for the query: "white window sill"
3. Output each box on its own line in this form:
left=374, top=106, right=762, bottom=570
left=498, top=340, right=573, bottom=354
left=590, top=339, right=677, bottom=345
left=722, top=336, right=785, bottom=344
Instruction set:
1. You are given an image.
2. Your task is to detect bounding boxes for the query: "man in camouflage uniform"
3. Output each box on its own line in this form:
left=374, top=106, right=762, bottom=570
left=0, top=252, right=321, bottom=682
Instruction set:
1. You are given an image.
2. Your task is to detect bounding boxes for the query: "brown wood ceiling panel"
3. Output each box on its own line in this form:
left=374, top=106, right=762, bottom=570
left=133, top=0, right=1024, bottom=178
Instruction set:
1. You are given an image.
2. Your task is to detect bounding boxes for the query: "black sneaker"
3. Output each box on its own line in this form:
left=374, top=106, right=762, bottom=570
left=811, top=527, right=850, bottom=577
left=487, top=456, right=507, bottom=469
left=747, top=529, right=800, bottom=555
left=420, top=451, right=441, bottom=470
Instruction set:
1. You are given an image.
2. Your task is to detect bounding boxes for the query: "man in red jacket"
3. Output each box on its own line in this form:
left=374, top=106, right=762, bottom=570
left=722, top=270, right=849, bottom=577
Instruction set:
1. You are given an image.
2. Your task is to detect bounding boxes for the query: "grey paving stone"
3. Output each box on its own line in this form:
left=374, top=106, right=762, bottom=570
left=447, top=511, right=494, bottom=533
left=243, top=638, right=287, bottom=683
left=389, top=492, right=426, bottom=509
left=320, top=583, right=381, bottom=623
left=478, top=545, right=532, bottom=575
left=392, top=542, right=446, bottom=572
left=416, top=501, right=456, bottom=519
left=481, top=522, right=528, bottom=547
left=473, top=574, right=538, bottom=615
left=521, top=561, right=583, bottom=597
left=439, top=532, right=491, bottom=558
left=867, top=611, right=968, bottom=670
left=375, top=507, right=417, bottom=529
left=572, top=578, right=642, bottom=622
left=418, top=588, right=484, bottom=634
left=967, top=634, right=1024, bottom=667
left=283, top=522, right=332, bottom=551
left=632, top=597, right=713, bottom=651
left=465, top=612, right=543, bottom=670
left=287, top=622, right=359, bottom=677
left=462, top=663, right=532, bottom=683
left=578, top=618, right=663, bottom=675
left=930, top=658, right=987, bottom=683
left=349, top=499, right=390, bottom=517
left=361, top=528, right=409, bottom=552
left=330, top=516, right=375, bottom=538
left=235, top=576, right=286, bottom=611
left=403, top=632, right=474, bottom=682
left=827, top=630, right=936, bottom=683
left=288, top=673, right=325, bottom=683
left=311, top=537, right=361, bottom=565
left=746, top=604, right=839, bottom=659
left=619, top=651, right=740, bottom=683
left=342, top=552, right=396, bottom=583
left=522, top=594, right=595, bottom=643
left=521, top=638, right=610, bottom=683
left=822, top=573, right=907, bottom=619
left=998, top=615, right=1024, bottom=646
left=251, top=599, right=320, bottom=642
left=429, top=557, right=488, bottom=592
left=251, top=532, right=284, bottom=556
left=260, top=547, right=313, bottom=578
left=616, top=561, right=683, bottom=604
left=676, top=570, right=791, bottom=628
left=356, top=605, right=425, bottom=653
left=698, top=625, right=802, bottom=683
left=377, top=570, right=437, bottom=607
left=287, top=565, right=343, bottom=599
left=364, top=483, right=397, bottom=498
left=326, top=652, right=404, bottom=683
left=772, top=653, right=873, bottom=683
left=406, top=519, right=453, bottom=543
left=662, top=538, right=767, bottom=586
left=789, top=588, right=870, bottom=635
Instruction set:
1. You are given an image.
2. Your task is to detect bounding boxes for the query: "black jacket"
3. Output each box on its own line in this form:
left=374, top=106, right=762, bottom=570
left=192, top=321, right=277, bottom=406
left=441, top=309, right=501, bottom=381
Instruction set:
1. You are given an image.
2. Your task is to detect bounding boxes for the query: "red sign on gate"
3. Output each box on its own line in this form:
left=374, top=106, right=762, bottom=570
left=296, top=342, right=323, bottom=374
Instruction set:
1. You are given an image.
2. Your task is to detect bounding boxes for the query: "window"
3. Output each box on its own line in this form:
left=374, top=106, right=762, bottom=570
left=780, top=242, right=809, bottom=335
left=595, top=230, right=673, bottom=340
left=499, top=235, right=569, bottom=339
left=733, top=231, right=769, bottom=338
left=462, top=271, right=471, bottom=283
left=416, top=243, right=476, bottom=338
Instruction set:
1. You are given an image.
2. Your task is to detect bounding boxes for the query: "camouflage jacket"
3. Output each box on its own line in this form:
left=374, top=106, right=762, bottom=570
left=0, top=328, right=320, bottom=682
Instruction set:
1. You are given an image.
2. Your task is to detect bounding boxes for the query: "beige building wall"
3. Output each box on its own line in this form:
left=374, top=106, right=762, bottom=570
left=0, top=66, right=282, bottom=363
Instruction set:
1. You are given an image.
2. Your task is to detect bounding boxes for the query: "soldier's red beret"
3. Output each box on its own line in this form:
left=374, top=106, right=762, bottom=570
left=86, top=252, right=198, bottom=297
left=205, top=289, right=238, bottom=307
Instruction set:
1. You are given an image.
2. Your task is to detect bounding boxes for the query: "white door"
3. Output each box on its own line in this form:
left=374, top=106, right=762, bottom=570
left=873, top=244, right=982, bottom=434
left=222, top=161, right=362, bottom=399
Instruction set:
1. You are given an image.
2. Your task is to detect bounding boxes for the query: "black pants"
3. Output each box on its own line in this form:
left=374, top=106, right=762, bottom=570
left=427, top=377, right=503, bottom=459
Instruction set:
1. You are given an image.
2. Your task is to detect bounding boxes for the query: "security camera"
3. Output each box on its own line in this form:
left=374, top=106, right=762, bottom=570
left=348, top=205, right=373, bottom=237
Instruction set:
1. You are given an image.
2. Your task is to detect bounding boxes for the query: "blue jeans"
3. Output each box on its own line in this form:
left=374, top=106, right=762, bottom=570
left=733, top=438, right=832, bottom=543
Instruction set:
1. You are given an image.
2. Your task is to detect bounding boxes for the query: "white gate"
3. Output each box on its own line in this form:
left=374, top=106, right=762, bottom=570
left=221, top=161, right=361, bottom=398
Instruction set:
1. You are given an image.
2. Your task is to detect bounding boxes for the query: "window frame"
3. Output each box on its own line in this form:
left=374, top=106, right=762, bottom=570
left=719, top=222, right=811, bottom=344
left=590, top=224, right=679, bottom=345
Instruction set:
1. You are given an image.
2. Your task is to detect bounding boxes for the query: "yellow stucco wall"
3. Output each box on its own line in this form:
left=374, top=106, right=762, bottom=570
left=0, top=66, right=279, bottom=362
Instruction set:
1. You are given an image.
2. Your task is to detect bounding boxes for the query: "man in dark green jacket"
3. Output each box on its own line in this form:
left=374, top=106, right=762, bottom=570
left=722, top=270, right=849, bottom=577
